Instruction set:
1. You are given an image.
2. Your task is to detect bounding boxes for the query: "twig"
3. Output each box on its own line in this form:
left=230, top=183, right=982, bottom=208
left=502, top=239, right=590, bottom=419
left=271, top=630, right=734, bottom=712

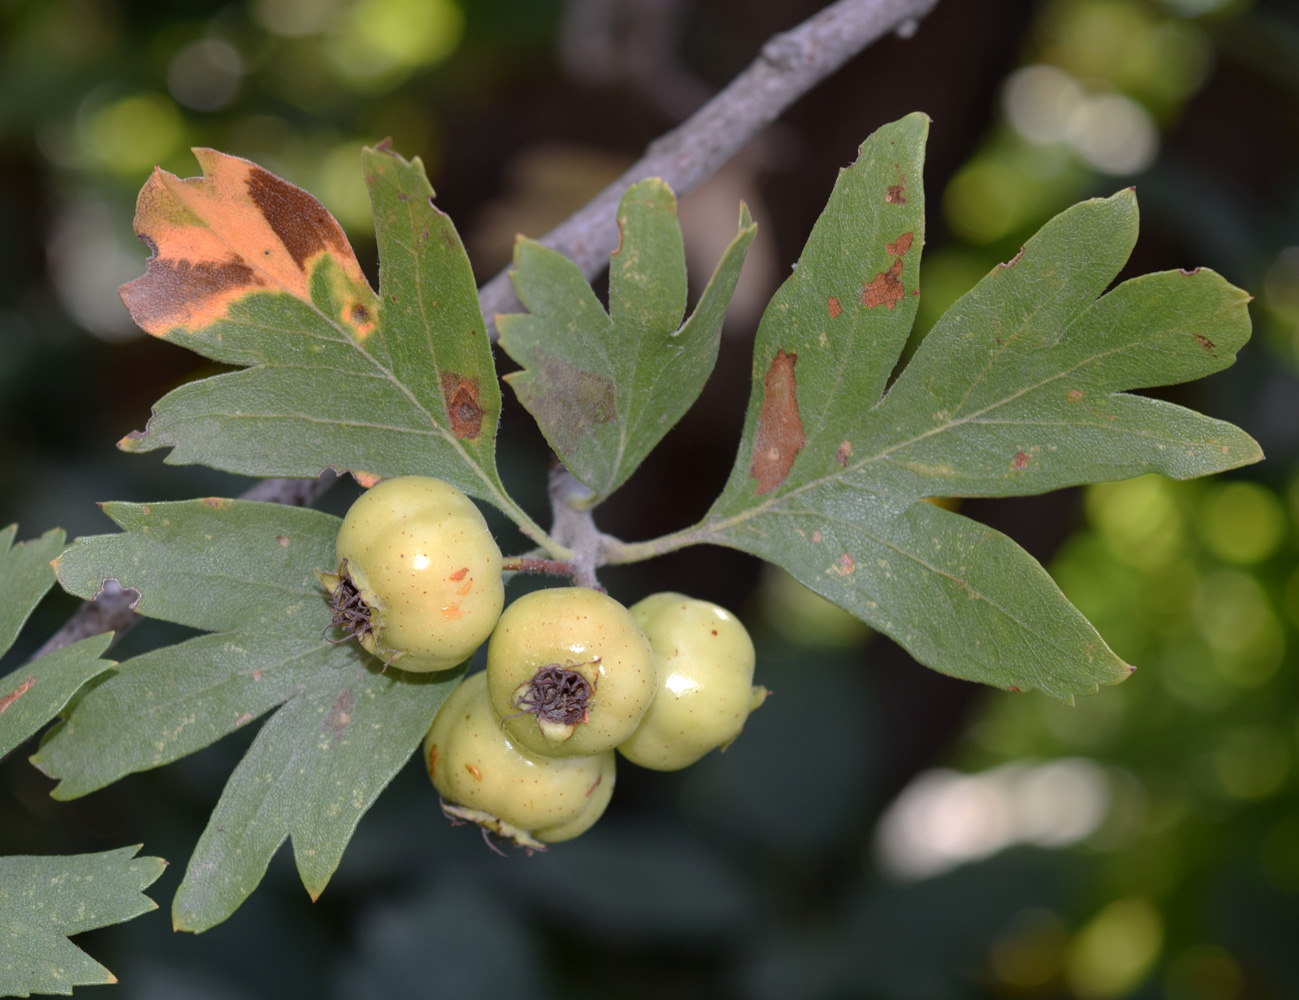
left=479, top=0, right=941, bottom=333
left=29, top=473, right=339, bottom=660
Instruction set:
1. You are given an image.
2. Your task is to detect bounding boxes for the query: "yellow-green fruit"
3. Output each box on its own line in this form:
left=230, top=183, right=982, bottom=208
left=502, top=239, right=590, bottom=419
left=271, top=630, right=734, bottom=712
left=487, top=587, right=656, bottom=758
left=424, top=672, right=615, bottom=846
left=618, top=592, right=763, bottom=771
left=329, top=476, right=504, bottom=671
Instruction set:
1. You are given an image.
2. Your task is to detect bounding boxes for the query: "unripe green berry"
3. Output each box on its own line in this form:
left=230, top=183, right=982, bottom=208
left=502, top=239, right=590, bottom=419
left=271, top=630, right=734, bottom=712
left=487, top=587, right=656, bottom=758
left=320, top=476, right=504, bottom=671
left=424, top=672, right=615, bottom=847
left=618, top=592, right=764, bottom=771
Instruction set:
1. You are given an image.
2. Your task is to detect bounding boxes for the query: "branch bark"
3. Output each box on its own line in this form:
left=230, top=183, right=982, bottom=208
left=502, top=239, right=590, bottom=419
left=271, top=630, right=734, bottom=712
left=479, top=0, right=941, bottom=332
left=33, top=0, right=939, bottom=659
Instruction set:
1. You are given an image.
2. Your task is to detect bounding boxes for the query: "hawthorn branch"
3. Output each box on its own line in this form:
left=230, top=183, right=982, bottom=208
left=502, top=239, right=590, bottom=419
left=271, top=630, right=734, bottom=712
left=479, top=0, right=940, bottom=332
left=34, top=0, right=938, bottom=653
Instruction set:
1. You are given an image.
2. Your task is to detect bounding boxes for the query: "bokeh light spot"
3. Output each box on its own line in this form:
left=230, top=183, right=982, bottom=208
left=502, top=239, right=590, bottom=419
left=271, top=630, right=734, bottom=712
left=1065, top=896, right=1163, bottom=999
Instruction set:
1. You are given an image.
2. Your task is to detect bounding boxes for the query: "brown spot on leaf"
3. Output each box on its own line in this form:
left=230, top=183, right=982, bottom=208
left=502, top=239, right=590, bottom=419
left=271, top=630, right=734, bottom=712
left=505, top=351, right=616, bottom=455
left=323, top=688, right=355, bottom=743
left=441, top=373, right=484, bottom=439
left=1180, top=267, right=1202, bottom=276
left=0, top=676, right=34, bottom=715
left=1067, top=389, right=1084, bottom=402
left=835, top=440, right=852, bottom=467
left=862, top=258, right=905, bottom=310
left=829, top=553, right=855, bottom=577
left=811, top=530, right=823, bottom=543
left=354, top=471, right=381, bottom=488
left=1193, top=333, right=1216, bottom=355
left=235, top=711, right=253, bottom=726
left=827, top=296, right=842, bottom=319
left=749, top=348, right=805, bottom=495
left=201, top=497, right=230, bottom=509
left=886, top=232, right=914, bottom=257
left=885, top=165, right=907, bottom=204
left=252, top=669, right=263, bottom=682
left=348, top=301, right=376, bottom=339
left=1007, top=686, right=1022, bottom=693
left=276, top=534, right=290, bottom=547
left=1012, top=451, right=1030, bottom=470
left=121, top=257, right=264, bottom=333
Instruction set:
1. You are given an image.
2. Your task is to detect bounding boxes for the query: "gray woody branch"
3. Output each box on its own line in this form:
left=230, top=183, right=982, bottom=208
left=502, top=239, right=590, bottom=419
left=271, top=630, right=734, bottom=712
left=33, top=0, right=939, bottom=659
left=478, top=0, right=940, bottom=332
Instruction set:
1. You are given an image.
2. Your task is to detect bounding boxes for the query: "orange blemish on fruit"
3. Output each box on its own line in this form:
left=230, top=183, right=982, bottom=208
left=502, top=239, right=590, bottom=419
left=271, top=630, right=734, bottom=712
left=465, top=763, right=483, bottom=780
left=449, top=567, right=469, bottom=581
left=427, top=744, right=439, bottom=777
left=442, top=603, right=466, bottom=620
left=456, top=579, right=474, bottom=596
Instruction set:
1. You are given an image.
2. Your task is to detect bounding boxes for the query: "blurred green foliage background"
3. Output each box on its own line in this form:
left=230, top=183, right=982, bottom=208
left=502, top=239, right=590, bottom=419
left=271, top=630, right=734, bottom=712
left=2, top=0, right=1299, bottom=996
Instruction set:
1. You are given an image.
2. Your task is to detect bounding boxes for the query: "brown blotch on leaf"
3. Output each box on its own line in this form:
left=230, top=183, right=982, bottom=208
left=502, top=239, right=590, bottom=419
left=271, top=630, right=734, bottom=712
left=749, top=348, right=806, bottom=495
left=830, top=553, right=855, bottom=577
left=827, top=296, right=842, bottom=319
left=246, top=165, right=351, bottom=271
left=862, top=258, right=905, bottom=310
left=1193, top=333, right=1217, bottom=355
left=121, top=256, right=263, bottom=333
left=1180, top=267, right=1202, bottom=276
left=201, top=497, right=230, bottom=509
left=1067, top=389, right=1084, bottom=403
left=835, top=440, right=852, bottom=467
left=276, top=534, right=290, bottom=547
left=0, top=676, right=35, bottom=715
left=322, top=688, right=355, bottom=743
left=999, top=247, right=1026, bottom=269
left=441, top=372, right=485, bottom=439
left=811, top=530, right=823, bottom=543
left=1012, top=451, right=1030, bottom=470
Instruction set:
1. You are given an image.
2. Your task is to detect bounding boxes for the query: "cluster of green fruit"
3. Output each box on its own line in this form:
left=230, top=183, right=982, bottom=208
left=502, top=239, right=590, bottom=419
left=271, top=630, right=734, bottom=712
left=318, top=476, right=765, bottom=850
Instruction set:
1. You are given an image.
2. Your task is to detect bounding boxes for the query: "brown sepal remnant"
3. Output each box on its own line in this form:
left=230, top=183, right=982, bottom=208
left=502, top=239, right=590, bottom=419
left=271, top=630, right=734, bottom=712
left=750, top=348, right=806, bottom=495
left=861, top=231, right=914, bottom=311
left=120, top=149, right=376, bottom=336
left=827, top=296, right=842, bottom=319
left=441, top=372, right=484, bottom=439
left=0, top=676, right=34, bottom=714
left=514, top=664, right=593, bottom=726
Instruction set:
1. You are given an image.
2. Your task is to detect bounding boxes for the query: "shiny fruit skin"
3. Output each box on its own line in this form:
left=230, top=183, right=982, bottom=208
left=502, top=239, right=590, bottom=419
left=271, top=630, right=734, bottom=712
left=618, top=592, right=761, bottom=771
left=424, top=672, right=615, bottom=844
left=487, top=587, right=656, bottom=758
left=335, top=476, right=504, bottom=671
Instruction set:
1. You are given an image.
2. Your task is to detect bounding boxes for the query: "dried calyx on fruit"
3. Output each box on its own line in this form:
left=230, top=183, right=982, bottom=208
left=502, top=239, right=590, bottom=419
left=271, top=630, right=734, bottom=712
left=486, top=587, right=656, bottom=757
left=318, top=475, right=505, bottom=672
left=618, top=592, right=766, bottom=771
left=424, top=672, right=616, bottom=849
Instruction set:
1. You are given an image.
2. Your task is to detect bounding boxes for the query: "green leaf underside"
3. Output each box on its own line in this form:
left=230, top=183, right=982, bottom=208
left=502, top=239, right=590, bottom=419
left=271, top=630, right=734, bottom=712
left=498, top=179, right=756, bottom=502
left=692, top=114, right=1259, bottom=701
left=120, top=147, right=508, bottom=509
left=0, top=525, right=66, bottom=659
left=0, top=635, right=114, bottom=761
left=41, top=500, right=462, bottom=931
left=0, top=846, right=164, bottom=998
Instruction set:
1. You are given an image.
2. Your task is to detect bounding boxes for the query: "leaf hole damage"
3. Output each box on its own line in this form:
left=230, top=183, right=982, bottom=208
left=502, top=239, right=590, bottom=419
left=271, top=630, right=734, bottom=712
left=750, top=348, right=805, bottom=495
left=441, top=372, right=485, bottom=439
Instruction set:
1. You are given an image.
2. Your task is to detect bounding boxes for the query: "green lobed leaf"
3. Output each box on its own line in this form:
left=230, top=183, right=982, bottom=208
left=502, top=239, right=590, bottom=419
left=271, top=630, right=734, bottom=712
left=0, top=525, right=65, bottom=659
left=115, top=146, right=529, bottom=527
left=1, top=635, right=114, bottom=761
left=679, top=115, right=1259, bottom=701
left=498, top=179, right=756, bottom=502
left=0, top=846, right=165, bottom=998
left=38, top=500, right=463, bottom=930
